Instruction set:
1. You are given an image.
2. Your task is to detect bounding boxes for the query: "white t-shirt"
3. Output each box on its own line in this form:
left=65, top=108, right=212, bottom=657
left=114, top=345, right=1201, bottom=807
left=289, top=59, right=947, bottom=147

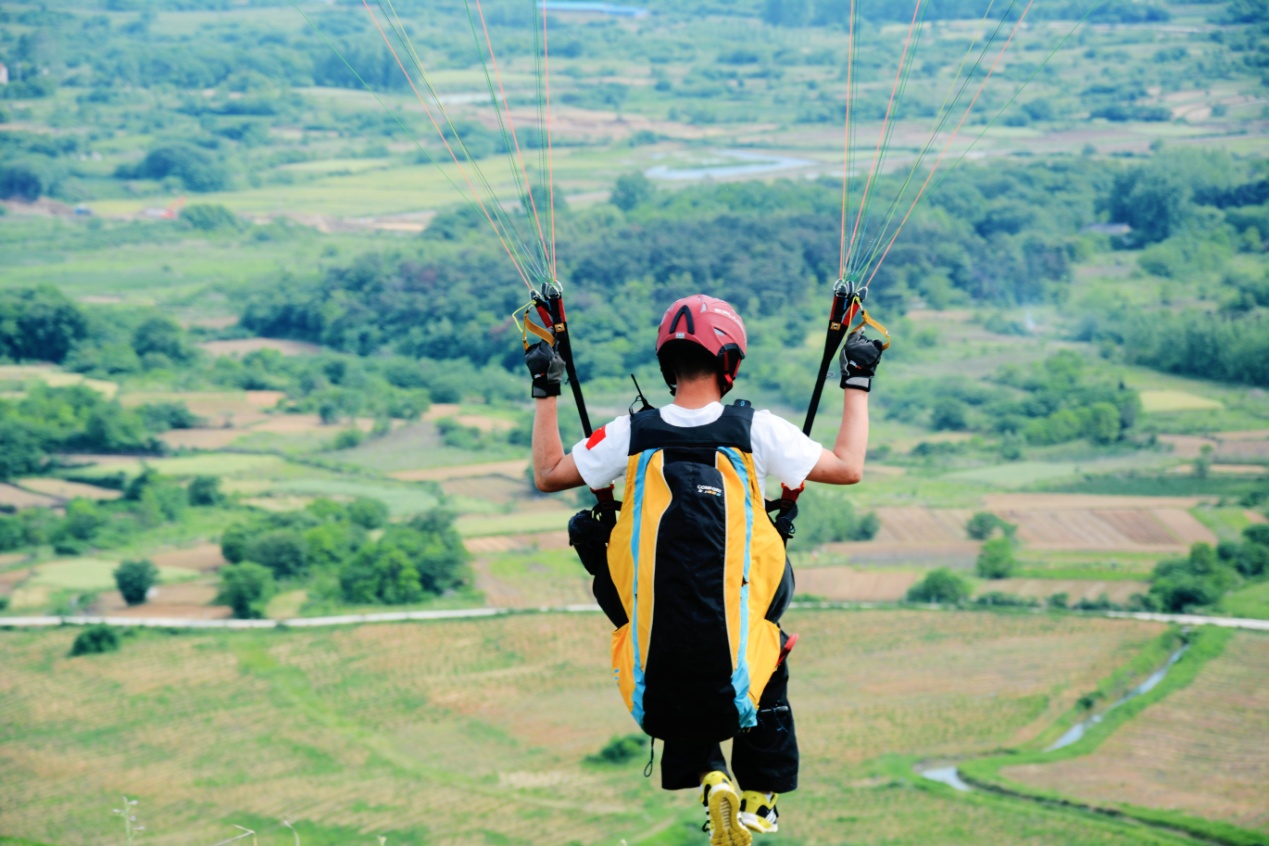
left=571, top=402, right=823, bottom=495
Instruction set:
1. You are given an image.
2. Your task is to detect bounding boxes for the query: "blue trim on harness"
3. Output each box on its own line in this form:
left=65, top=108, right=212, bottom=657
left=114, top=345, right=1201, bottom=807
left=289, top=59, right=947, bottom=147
left=629, top=448, right=657, bottom=728
left=718, top=446, right=757, bottom=730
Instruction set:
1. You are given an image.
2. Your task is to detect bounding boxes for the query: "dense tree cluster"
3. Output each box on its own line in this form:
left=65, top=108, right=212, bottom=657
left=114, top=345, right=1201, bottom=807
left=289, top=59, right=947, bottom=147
left=0, top=468, right=220, bottom=555
left=1145, top=526, right=1269, bottom=613
left=217, top=498, right=469, bottom=617
left=0, top=386, right=167, bottom=480
left=886, top=351, right=1141, bottom=453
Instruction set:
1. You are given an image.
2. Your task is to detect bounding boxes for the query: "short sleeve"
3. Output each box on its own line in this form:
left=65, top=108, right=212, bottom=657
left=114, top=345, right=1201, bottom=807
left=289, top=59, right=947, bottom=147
left=750, top=410, right=823, bottom=491
left=570, top=414, right=632, bottom=490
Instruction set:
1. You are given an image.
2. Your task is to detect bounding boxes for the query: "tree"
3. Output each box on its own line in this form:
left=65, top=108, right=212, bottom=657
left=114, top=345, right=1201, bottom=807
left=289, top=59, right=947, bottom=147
left=976, top=537, right=1017, bottom=579
left=216, top=562, right=274, bottom=619
left=1085, top=402, right=1121, bottom=445
left=931, top=398, right=968, bottom=431
left=347, top=497, right=389, bottom=530
left=114, top=559, right=158, bottom=606
left=966, top=511, right=1011, bottom=540
left=0, top=417, right=43, bottom=481
left=132, top=317, right=192, bottom=364
left=70, top=624, right=121, bottom=657
left=1106, top=165, right=1190, bottom=245
left=906, top=568, right=971, bottom=603
left=611, top=172, right=655, bottom=212
left=187, top=475, right=223, bottom=506
left=339, top=545, right=424, bottom=605
left=0, top=286, right=88, bottom=363
left=244, top=529, right=308, bottom=579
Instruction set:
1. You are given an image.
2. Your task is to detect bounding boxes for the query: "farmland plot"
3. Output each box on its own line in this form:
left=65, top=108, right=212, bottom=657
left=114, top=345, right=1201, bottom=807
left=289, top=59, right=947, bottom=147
left=0, top=611, right=1167, bottom=846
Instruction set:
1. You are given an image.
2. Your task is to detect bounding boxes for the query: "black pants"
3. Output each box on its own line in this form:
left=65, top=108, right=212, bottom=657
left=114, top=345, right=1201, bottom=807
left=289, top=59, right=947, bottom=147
left=659, top=658, right=799, bottom=792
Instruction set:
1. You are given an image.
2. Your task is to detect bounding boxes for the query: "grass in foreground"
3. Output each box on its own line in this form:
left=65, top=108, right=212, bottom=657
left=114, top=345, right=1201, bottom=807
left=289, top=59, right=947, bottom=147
left=0, top=609, right=1168, bottom=845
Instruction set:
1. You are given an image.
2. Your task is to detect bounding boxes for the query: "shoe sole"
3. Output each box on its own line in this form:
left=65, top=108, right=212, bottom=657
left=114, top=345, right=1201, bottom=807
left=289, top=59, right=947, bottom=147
left=738, top=811, right=778, bottom=834
left=709, top=789, right=752, bottom=846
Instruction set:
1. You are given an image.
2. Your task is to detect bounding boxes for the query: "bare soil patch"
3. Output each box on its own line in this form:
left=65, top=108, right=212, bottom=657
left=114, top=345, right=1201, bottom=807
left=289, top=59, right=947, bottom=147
left=981, top=494, right=1211, bottom=510
left=1145, top=508, right=1216, bottom=545
left=820, top=540, right=981, bottom=568
left=250, top=414, right=373, bottom=434
left=245, top=390, right=287, bottom=408
left=1003, top=632, right=1269, bottom=832
left=0, top=484, right=60, bottom=510
left=448, top=414, right=516, bottom=433
left=150, top=544, right=226, bottom=573
left=422, top=403, right=461, bottom=421
left=796, top=567, right=919, bottom=602
left=874, top=507, right=975, bottom=544
left=14, top=478, right=121, bottom=501
left=1246, top=511, right=1268, bottom=525
left=0, top=566, right=33, bottom=595
left=96, top=583, right=229, bottom=619
left=392, top=459, right=529, bottom=483
left=464, top=531, right=570, bottom=555
left=200, top=338, right=322, bottom=357
left=1157, top=434, right=1216, bottom=460
left=441, top=475, right=531, bottom=503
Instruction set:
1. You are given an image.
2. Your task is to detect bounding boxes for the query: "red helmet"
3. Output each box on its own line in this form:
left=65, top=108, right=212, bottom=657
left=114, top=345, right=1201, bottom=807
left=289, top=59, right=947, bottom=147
left=655, top=294, right=747, bottom=394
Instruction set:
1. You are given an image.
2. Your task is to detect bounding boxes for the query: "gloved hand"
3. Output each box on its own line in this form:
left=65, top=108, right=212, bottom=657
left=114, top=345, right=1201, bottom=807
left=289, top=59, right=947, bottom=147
left=840, top=331, right=885, bottom=392
left=524, top=340, right=566, bottom=398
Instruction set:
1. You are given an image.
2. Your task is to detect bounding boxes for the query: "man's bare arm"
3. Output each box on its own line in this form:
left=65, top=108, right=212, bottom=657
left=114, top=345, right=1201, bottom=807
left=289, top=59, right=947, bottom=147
left=805, top=389, right=868, bottom=485
left=532, top=396, right=586, bottom=492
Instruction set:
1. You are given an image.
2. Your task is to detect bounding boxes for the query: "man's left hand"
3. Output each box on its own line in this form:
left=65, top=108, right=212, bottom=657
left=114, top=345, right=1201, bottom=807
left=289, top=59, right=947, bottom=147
left=525, top=340, right=566, bottom=398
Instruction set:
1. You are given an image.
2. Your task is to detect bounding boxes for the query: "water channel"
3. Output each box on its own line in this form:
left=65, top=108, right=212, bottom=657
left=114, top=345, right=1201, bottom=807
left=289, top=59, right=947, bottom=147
left=919, top=644, right=1189, bottom=792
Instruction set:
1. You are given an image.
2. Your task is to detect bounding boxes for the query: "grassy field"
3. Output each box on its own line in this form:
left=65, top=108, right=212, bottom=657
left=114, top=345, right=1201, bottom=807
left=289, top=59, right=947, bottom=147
left=998, top=631, right=1269, bottom=837
left=0, top=609, right=1173, bottom=846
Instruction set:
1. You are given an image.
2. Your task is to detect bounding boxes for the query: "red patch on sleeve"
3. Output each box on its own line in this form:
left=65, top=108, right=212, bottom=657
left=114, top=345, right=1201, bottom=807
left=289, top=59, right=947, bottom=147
left=586, top=426, right=607, bottom=450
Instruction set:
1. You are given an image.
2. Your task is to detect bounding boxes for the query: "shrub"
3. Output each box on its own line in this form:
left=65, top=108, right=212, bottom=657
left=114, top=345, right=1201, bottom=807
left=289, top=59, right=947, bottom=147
left=966, top=511, right=1013, bottom=540
left=113, top=559, right=158, bottom=606
left=216, top=562, right=275, bottom=619
left=180, top=203, right=242, bottom=231
left=974, top=591, right=1037, bottom=607
left=1074, top=593, right=1121, bottom=611
left=586, top=733, right=647, bottom=765
left=70, top=624, right=120, bottom=657
left=333, top=428, right=364, bottom=450
left=136, top=401, right=200, bottom=432
left=188, top=475, right=223, bottom=507
left=906, top=568, right=971, bottom=604
left=975, top=537, right=1017, bottom=579
left=1046, top=592, right=1069, bottom=609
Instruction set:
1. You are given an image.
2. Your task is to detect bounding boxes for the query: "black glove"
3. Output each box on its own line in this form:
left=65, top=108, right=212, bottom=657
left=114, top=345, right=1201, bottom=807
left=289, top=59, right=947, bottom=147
left=840, top=331, right=885, bottom=392
left=525, top=340, right=566, bottom=398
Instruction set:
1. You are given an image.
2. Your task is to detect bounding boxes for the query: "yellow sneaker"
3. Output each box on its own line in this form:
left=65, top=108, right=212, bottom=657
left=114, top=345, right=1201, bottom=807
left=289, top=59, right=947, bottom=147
left=739, top=790, right=779, bottom=834
left=700, top=771, right=752, bottom=846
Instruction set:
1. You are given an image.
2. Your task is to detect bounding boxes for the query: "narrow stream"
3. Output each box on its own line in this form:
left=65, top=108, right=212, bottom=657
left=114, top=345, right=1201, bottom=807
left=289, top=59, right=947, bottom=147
left=644, top=150, right=816, bottom=181
left=919, top=644, right=1189, bottom=791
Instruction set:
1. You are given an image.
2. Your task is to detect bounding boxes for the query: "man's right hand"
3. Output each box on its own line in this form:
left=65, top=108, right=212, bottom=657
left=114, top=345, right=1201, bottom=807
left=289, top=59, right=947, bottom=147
left=525, top=340, right=566, bottom=398
left=840, top=331, right=885, bottom=392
